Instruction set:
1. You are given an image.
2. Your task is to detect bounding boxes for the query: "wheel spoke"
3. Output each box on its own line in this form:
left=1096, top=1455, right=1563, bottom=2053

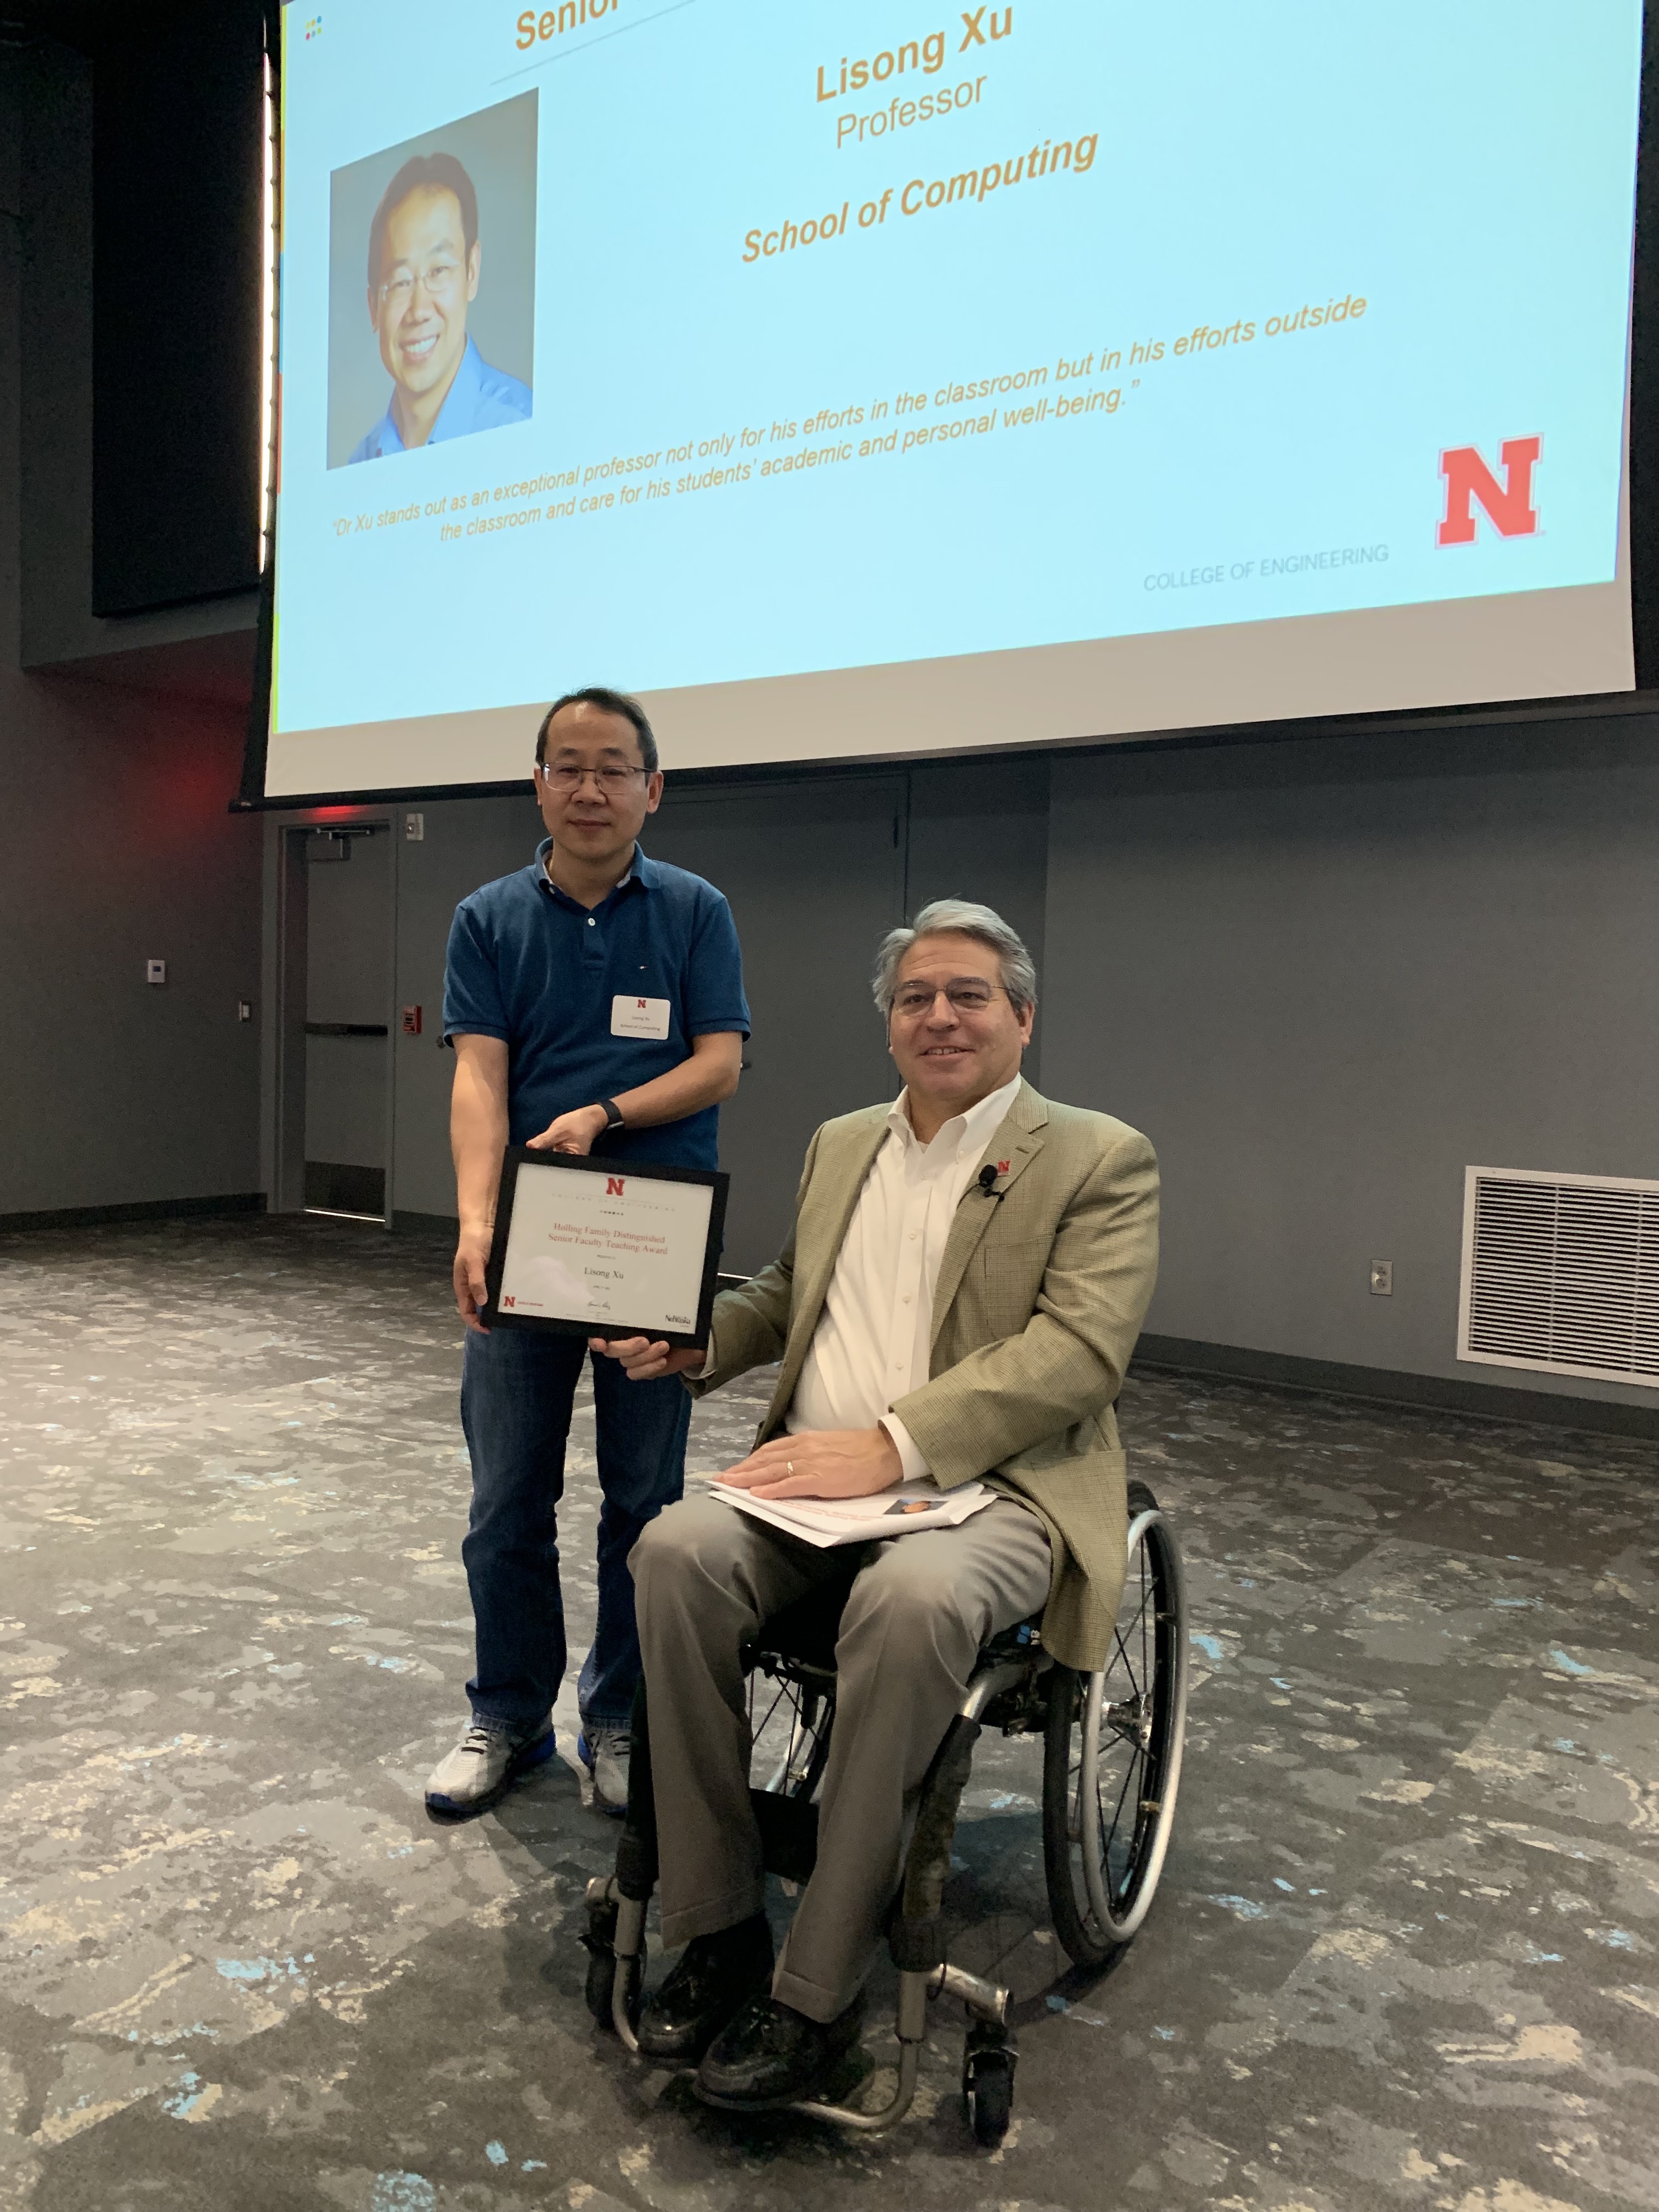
left=752, top=1672, right=805, bottom=1778
left=1116, top=1575, right=1153, bottom=1654
left=760, top=1682, right=788, bottom=1737
left=1100, top=1740, right=1136, bottom=1851
left=1112, top=1579, right=1153, bottom=1697
left=1101, top=1746, right=1144, bottom=1902
left=1092, top=1548, right=1167, bottom=1911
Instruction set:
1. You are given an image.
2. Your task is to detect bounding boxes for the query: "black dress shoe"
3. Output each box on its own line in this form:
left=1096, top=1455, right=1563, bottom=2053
left=635, top=1915, right=774, bottom=2063
left=695, top=1991, right=864, bottom=2109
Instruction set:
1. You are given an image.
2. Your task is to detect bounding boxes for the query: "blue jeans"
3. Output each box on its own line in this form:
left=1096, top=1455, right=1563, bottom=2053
left=459, top=1327, right=692, bottom=1733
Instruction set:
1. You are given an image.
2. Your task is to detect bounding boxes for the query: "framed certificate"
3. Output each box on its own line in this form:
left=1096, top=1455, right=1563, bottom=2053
left=483, top=1150, right=729, bottom=1346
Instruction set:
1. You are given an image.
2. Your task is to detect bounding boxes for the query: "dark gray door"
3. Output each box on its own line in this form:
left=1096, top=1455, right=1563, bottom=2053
left=648, top=776, right=906, bottom=1273
left=304, top=827, right=392, bottom=1217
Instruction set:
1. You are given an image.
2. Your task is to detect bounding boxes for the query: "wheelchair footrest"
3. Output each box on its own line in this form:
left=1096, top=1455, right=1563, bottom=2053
left=749, top=1787, right=819, bottom=1884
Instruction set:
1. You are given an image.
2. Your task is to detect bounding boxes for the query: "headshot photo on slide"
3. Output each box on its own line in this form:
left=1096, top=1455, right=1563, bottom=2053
left=327, top=90, right=537, bottom=468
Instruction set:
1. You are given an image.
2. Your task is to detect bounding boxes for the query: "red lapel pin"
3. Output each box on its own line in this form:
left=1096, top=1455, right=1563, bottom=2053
left=998, top=1160, right=1011, bottom=1175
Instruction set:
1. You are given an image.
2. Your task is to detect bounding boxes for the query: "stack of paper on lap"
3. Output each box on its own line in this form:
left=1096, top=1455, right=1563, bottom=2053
left=708, top=1476, right=994, bottom=1549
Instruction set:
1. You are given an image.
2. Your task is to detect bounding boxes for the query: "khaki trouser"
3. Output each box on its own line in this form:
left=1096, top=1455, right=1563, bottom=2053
left=629, top=1492, right=1052, bottom=2023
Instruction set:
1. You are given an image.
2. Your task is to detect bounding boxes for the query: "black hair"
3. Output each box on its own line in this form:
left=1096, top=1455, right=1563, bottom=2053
left=535, top=687, right=659, bottom=773
left=367, top=154, right=479, bottom=292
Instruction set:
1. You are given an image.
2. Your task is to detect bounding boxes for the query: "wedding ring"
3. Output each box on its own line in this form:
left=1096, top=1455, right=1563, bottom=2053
left=787, top=1460, right=794, bottom=1476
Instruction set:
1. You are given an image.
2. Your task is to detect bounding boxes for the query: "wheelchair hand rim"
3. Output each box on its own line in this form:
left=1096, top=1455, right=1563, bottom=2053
left=1076, top=1508, right=1189, bottom=1943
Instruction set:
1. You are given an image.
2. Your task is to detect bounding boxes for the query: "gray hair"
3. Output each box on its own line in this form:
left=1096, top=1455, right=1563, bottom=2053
left=872, top=899, right=1038, bottom=1018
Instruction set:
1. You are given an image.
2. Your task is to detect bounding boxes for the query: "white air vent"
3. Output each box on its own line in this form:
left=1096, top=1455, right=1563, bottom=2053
left=1459, top=1166, right=1659, bottom=1389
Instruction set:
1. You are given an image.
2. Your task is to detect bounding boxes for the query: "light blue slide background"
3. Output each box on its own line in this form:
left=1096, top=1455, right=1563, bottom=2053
left=274, top=0, right=1640, bottom=737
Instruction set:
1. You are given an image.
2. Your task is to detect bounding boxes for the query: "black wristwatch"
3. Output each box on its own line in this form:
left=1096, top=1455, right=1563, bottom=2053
left=596, top=1098, right=625, bottom=1135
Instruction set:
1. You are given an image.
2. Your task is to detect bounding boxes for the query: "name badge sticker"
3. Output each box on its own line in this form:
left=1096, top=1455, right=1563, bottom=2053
left=611, top=995, right=672, bottom=1040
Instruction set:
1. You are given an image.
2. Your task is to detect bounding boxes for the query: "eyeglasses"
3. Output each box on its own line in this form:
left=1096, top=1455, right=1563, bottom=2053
left=538, top=763, right=648, bottom=793
left=377, top=257, right=462, bottom=313
left=891, top=979, right=1005, bottom=1018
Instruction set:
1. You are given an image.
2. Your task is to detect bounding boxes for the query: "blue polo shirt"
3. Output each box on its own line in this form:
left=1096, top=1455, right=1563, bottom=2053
left=442, top=842, right=749, bottom=1170
left=348, top=336, right=531, bottom=464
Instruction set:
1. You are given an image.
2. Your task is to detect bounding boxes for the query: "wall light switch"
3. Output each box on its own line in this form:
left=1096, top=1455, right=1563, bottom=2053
left=405, top=811, right=425, bottom=841
left=1369, top=1259, right=1393, bottom=1296
left=146, top=958, right=166, bottom=985
left=238, top=999, right=253, bottom=1022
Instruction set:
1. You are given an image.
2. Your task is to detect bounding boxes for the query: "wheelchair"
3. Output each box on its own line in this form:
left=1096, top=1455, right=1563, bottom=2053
left=582, top=1479, right=1188, bottom=2147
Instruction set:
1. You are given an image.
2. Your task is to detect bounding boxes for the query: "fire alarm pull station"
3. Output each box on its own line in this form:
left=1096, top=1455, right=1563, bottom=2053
left=402, top=1005, right=422, bottom=1036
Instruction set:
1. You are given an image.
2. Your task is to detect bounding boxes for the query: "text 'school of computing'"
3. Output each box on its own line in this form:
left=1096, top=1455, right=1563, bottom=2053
left=348, top=152, right=530, bottom=464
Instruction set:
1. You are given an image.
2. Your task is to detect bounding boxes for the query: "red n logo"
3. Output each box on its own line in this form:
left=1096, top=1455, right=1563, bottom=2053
left=606, top=1176, right=625, bottom=1196
left=1438, top=436, right=1541, bottom=546
left=501, top=1294, right=516, bottom=1308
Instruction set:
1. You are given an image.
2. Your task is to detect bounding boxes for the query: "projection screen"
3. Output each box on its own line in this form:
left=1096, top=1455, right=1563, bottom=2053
left=262, top=0, right=1643, bottom=800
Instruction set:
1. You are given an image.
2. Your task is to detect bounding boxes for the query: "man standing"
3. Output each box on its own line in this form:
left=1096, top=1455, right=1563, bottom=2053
left=596, top=899, right=1158, bottom=2107
left=348, top=152, right=531, bottom=464
left=427, top=687, right=749, bottom=1818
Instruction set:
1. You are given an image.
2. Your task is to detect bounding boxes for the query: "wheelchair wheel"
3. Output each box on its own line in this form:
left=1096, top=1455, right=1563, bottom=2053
left=963, top=2032, right=1015, bottom=2147
left=1042, top=1479, right=1188, bottom=1967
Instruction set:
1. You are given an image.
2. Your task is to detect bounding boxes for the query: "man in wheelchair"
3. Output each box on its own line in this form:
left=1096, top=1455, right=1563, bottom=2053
left=591, top=898, right=1159, bottom=2110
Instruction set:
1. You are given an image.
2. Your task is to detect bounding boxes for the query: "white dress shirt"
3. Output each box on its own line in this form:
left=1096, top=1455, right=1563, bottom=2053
left=786, top=1071, right=1024, bottom=1479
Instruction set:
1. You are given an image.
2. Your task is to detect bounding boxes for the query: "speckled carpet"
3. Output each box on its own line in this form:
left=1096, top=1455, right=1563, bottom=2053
left=2, top=1217, right=1655, bottom=2212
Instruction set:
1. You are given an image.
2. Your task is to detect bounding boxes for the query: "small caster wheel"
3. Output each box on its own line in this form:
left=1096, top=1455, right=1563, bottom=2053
left=581, top=1943, right=641, bottom=2032
left=962, top=2021, right=1017, bottom=2148
left=580, top=1898, right=640, bottom=2031
left=583, top=1943, right=616, bottom=2028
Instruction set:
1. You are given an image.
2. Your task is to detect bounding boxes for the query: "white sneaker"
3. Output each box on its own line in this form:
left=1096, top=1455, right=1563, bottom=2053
left=578, top=1725, right=630, bottom=1816
left=425, top=1717, right=556, bottom=1817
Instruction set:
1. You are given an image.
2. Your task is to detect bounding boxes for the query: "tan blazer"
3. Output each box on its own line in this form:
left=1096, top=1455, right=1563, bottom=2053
left=693, top=1079, right=1160, bottom=1671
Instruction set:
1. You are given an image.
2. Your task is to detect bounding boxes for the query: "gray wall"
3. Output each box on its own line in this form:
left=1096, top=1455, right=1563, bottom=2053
left=1042, top=718, right=1659, bottom=1413
left=0, top=43, right=263, bottom=1219
left=906, top=754, right=1050, bottom=1083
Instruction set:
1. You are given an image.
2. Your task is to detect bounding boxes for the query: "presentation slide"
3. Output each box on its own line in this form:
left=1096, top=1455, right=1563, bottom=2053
left=266, top=0, right=1641, bottom=799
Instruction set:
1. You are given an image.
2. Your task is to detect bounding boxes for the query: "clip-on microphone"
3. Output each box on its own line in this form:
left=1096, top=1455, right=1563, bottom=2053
left=978, top=1164, right=1005, bottom=1201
